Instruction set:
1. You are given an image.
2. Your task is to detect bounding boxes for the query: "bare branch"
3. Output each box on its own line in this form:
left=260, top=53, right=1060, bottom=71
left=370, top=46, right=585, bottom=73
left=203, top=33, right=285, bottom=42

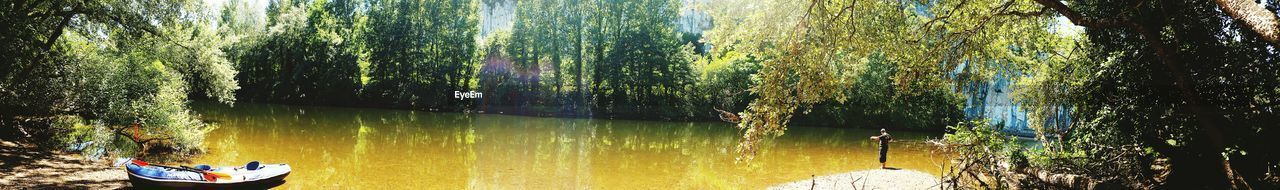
left=1032, top=0, right=1125, bottom=28
left=995, top=7, right=1051, bottom=17
left=43, top=9, right=74, bottom=51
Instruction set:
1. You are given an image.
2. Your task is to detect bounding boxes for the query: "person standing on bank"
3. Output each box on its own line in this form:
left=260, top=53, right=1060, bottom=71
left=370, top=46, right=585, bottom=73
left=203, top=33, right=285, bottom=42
left=870, top=128, right=893, bottom=169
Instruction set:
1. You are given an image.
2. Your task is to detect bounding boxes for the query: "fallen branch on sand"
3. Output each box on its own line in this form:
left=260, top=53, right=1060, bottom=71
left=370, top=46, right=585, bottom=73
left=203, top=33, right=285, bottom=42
left=768, top=169, right=943, bottom=190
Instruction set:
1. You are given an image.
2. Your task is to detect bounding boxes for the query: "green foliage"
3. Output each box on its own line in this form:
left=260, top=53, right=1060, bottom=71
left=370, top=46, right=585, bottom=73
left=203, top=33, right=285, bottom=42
left=472, top=0, right=700, bottom=119
left=943, top=119, right=1017, bottom=189
left=227, top=0, right=705, bottom=120
left=1064, top=1, right=1280, bottom=187
left=476, top=30, right=523, bottom=106
left=229, top=0, right=363, bottom=104
left=1, top=0, right=211, bottom=116
left=692, top=50, right=760, bottom=112
left=57, top=29, right=223, bottom=155
left=793, top=53, right=964, bottom=130
left=0, top=0, right=236, bottom=156
left=945, top=120, right=1014, bottom=155
left=588, top=0, right=697, bottom=119
left=1010, top=35, right=1091, bottom=149
left=741, top=0, right=1280, bottom=187
left=717, top=0, right=1023, bottom=157
left=363, top=0, right=479, bottom=110
left=219, top=0, right=266, bottom=37
left=227, top=0, right=707, bottom=120
left=1021, top=125, right=1155, bottom=187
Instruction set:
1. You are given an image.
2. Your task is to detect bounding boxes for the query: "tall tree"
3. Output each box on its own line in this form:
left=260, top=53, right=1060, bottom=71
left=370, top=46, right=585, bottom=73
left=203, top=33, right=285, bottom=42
left=588, top=0, right=695, bottom=119
left=229, top=0, right=362, bottom=104
left=1, top=0, right=235, bottom=116
left=1, top=0, right=240, bottom=154
left=1030, top=0, right=1280, bottom=188
left=364, top=0, right=479, bottom=110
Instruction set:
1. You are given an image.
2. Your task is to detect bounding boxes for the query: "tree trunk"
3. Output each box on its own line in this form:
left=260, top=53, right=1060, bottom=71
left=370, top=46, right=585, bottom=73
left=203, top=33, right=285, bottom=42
left=1213, top=0, right=1280, bottom=46
left=553, top=36, right=563, bottom=100
left=574, top=7, right=585, bottom=112
left=1131, top=19, right=1247, bottom=190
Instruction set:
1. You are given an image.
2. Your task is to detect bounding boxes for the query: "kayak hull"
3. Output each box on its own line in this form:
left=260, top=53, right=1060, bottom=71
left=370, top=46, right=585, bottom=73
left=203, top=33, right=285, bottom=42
left=126, top=163, right=290, bottom=189
left=127, top=170, right=289, bottom=189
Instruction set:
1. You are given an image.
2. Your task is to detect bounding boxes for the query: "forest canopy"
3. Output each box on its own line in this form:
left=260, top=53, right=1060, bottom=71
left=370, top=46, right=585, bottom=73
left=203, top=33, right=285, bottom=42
left=1, top=0, right=238, bottom=157
left=727, top=0, right=1280, bottom=188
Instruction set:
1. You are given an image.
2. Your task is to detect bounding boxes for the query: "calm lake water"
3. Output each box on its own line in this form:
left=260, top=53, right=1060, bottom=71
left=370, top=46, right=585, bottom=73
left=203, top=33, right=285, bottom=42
left=190, top=102, right=949, bottom=189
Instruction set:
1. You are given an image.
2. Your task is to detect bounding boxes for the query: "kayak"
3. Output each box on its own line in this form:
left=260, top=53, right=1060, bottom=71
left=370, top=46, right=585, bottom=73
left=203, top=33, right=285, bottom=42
left=125, top=160, right=291, bottom=189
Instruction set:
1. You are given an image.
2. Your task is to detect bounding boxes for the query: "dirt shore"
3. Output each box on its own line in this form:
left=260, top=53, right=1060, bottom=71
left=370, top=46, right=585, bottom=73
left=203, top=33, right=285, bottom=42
left=769, top=168, right=947, bottom=190
left=0, top=140, right=129, bottom=189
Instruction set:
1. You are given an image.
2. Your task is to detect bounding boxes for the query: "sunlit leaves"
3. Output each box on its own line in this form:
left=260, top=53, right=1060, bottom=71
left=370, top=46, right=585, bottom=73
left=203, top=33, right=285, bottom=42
left=724, top=0, right=1075, bottom=160
left=53, top=17, right=232, bottom=155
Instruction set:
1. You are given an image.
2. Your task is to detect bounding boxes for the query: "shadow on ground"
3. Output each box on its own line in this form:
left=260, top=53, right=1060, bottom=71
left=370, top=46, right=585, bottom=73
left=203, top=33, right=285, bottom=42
left=0, top=140, right=131, bottom=189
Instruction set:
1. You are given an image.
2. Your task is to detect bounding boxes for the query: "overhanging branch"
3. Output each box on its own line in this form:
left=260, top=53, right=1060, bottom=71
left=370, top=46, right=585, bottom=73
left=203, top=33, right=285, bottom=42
left=1213, top=0, right=1280, bottom=46
left=1032, top=0, right=1126, bottom=28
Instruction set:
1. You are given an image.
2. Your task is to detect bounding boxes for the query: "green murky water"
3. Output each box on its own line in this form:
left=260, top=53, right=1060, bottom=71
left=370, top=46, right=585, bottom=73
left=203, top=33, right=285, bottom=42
left=191, top=102, right=948, bottom=189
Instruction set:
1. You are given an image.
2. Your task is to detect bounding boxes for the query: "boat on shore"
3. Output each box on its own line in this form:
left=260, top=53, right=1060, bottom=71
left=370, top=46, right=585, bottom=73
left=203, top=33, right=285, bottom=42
left=125, top=160, right=290, bottom=189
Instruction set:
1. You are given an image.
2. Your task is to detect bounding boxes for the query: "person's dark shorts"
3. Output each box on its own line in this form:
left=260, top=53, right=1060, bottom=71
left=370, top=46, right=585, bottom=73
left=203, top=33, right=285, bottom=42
left=878, top=148, right=888, bottom=163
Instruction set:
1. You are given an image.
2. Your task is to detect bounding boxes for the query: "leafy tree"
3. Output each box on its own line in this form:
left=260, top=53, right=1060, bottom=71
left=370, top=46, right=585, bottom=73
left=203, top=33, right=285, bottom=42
left=504, top=0, right=550, bottom=107
left=229, top=0, right=363, bottom=104
left=691, top=50, right=759, bottom=115
left=0, top=0, right=239, bottom=156
left=794, top=53, right=964, bottom=130
left=363, top=0, right=479, bottom=110
left=475, top=0, right=698, bottom=119
left=588, top=0, right=696, bottom=119
left=1050, top=0, right=1280, bottom=188
left=1, top=0, right=232, bottom=116
left=219, top=0, right=266, bottom=38
left=727, top=0, right=1280, bottom=188
left=477, top=31, right=523, bottom=106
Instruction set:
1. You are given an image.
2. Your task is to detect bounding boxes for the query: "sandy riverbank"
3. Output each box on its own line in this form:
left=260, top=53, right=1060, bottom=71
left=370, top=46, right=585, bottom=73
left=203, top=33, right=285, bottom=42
left=0, top=140, right=129, bottom=189
left=769, top=168, right=947, bottom=190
